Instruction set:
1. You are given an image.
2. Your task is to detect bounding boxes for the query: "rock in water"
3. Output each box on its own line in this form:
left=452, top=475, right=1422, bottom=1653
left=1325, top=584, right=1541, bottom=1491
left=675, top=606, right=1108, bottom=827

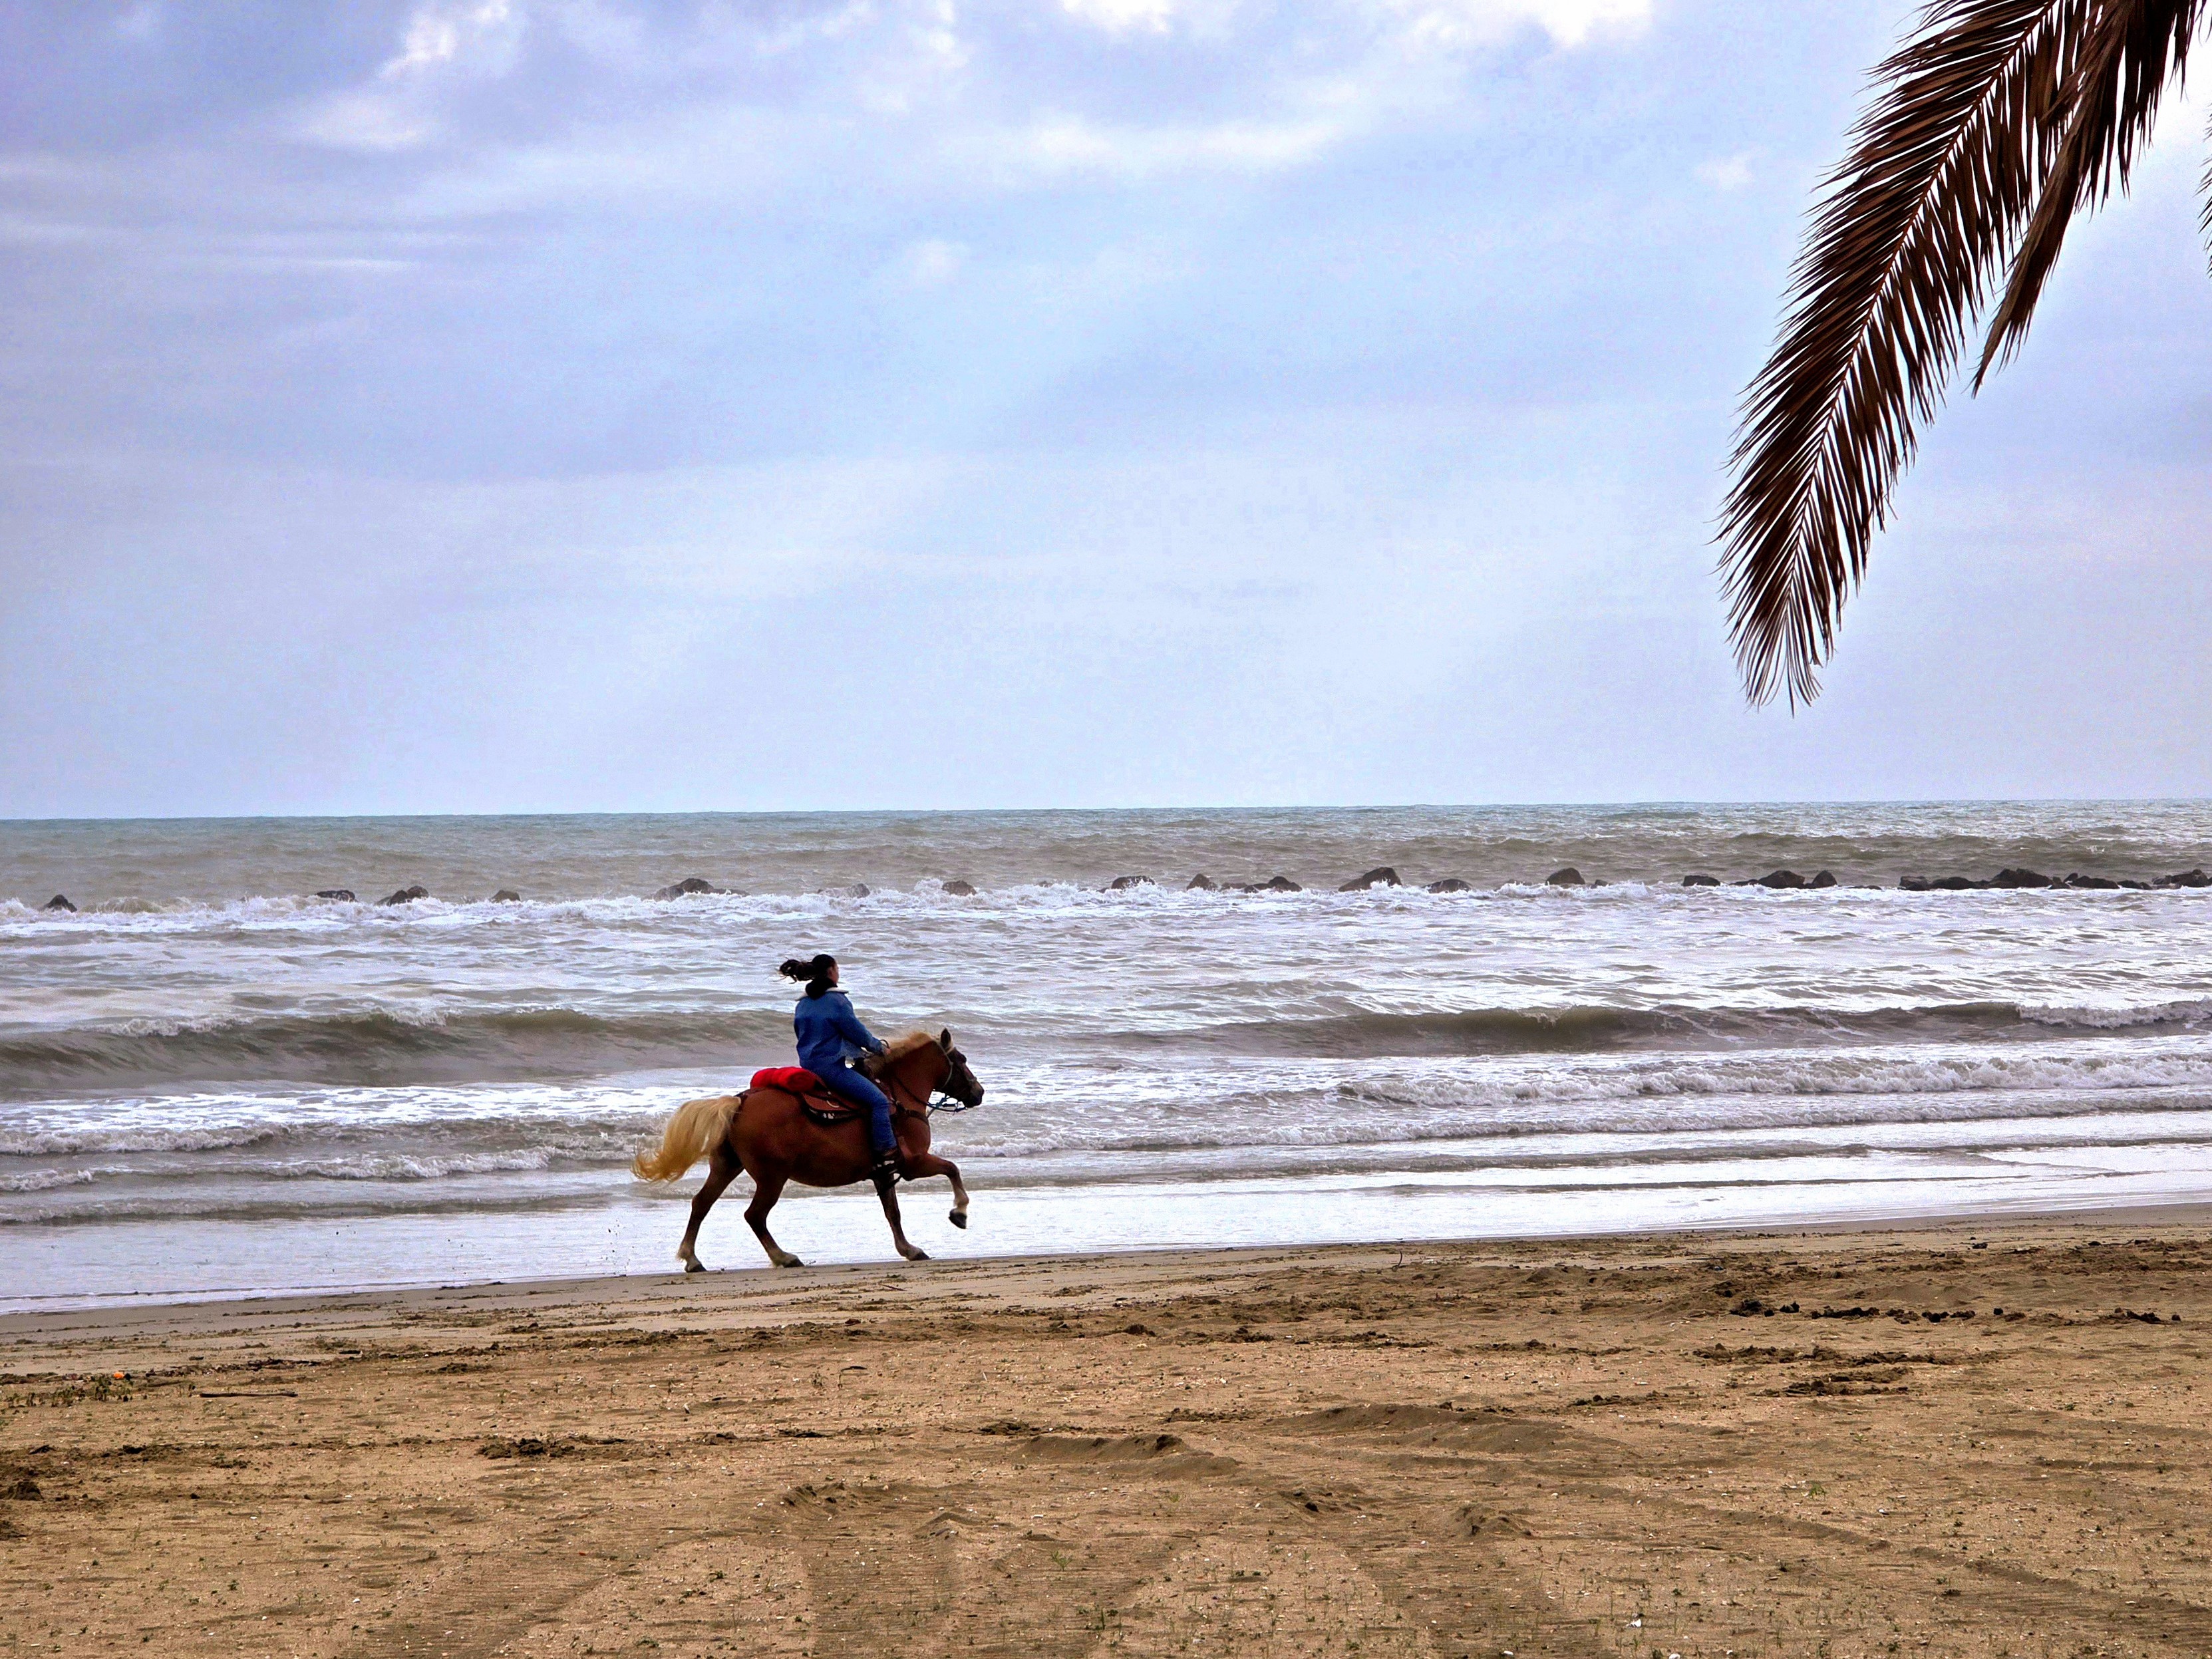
left=1545, top=867, right=1585, bottom=887
left=2161, top=868, right=2210, bottom=889
left=1992, top=868, right=2053, bottom=889
left=378, top=885, right=430, bottom=906
left=1185, top=874, right=1217, bottom=891
left=1754, top=869, right=1805, bottom=889
left=941, top=879, right=977, bottom=897
left=1809, top=871, right=1838, bottom=889
left=1339, top=867, right=1402, bottom=891
left=1898, top=876, right=1932, bottom=891
left=41, top=894, right=75, bottom=912
left=490, top=889, right=522, bottom=903
left=315, top=889, right=355, bottom=902
left=1107, top=875, right=1154, bottom=891
left=1680, top=874, right=1720, bottom=887
left=1263, top=875, right=1302, bottom=893
left=844, top=884, right=870, bottom=899
left=1425, top=877, right=1472, bottom=893
left=652, top=877, right=723, bottom=900
left=2064, top=873, right=2120, bottom=890
left=1929, top=876, right=1982, bottom=891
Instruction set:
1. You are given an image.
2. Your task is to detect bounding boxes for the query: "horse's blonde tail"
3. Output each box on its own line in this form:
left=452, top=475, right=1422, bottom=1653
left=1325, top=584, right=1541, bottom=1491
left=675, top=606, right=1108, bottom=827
left=632, top=1094, right=740, bottom=1182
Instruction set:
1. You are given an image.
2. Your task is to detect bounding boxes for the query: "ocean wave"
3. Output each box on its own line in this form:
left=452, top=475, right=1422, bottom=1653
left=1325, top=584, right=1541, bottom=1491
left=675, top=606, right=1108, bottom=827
left=0, top=1112, right=655, bottom=1160
left=7, top=994, right=2211, bottom=1097
left=0, top=1006, right=793, bottom=1096
left=2022, top=998, right=2212, bottom=1030
left=0, top=887, right=894, bottom=937
left=0, top=1167, right=98, bottom=1193
left=7, top=872, right=2207, bottom=937
left=0, top=1116, right=708, bottom=1169
left=0, top=1177, right=623, bottom=1229
left=949, top=1055, right=2212, bottom=1157
left=13, top=1038, right=2212, bottom=1171
left=1162, top=1000, right=2212, bottom=1058
left=0, top=1120, right=295, bottom=1157
left=13, top=1092, right=2212, bottom=1221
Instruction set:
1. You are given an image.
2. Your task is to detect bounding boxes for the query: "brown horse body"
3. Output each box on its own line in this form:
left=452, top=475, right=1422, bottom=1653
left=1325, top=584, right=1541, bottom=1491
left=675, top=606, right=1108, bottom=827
left=632, top=1030, right=984, bottom=1269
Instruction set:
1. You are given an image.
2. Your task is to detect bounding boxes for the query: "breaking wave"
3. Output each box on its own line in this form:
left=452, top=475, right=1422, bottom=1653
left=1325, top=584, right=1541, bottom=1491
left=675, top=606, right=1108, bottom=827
left=1143, top=1000, right=2212, bottom=1058
left=7, top=996, right=2212, bottom=1096
left=0, top=1007, right=792, bottom=1095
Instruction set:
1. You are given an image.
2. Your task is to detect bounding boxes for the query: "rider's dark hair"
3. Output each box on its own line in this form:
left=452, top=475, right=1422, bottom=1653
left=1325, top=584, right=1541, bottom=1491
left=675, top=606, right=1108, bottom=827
left=778, top=953, right=838, bottom=998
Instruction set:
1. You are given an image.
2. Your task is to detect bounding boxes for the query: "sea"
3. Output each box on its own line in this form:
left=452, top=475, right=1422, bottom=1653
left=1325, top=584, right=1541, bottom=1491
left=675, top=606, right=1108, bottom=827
left=4, top=803, right=2211, bottom=1312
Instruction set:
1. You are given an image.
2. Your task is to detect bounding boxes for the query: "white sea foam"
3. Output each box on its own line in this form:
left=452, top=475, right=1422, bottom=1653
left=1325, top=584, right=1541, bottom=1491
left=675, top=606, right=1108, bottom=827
left=2023, top=998, right=2212, bottom=1030
left=10, top=1042, right=2212, bottom=1177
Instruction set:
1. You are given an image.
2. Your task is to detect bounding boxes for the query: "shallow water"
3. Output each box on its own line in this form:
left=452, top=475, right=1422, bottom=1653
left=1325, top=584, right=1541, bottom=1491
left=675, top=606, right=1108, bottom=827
left=4, top=803, right=2209, bottom=1308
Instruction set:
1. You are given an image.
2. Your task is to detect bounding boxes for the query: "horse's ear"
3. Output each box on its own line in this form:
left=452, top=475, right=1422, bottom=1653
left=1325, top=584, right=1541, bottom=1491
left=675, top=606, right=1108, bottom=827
left=940, top=1027, right=953, bottom=1049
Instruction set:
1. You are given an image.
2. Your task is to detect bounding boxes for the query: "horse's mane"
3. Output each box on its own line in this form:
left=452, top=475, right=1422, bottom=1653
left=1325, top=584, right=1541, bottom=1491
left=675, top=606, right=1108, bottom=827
left=881, top=1030, right=941, bottom=1062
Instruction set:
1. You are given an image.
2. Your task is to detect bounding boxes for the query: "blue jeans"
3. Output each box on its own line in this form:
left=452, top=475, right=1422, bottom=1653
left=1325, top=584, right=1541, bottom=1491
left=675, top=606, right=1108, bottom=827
left=820, top=1063, right=895, bottom=1154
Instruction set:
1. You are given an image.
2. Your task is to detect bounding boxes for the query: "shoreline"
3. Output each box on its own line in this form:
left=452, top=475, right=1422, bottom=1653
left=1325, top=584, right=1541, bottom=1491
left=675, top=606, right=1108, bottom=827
left=13, top=1181, right=2212, bottom=1322
left=7, top=1198, right=2209, bottom=1342
left=3, top=1211, right=2205, bottom=1656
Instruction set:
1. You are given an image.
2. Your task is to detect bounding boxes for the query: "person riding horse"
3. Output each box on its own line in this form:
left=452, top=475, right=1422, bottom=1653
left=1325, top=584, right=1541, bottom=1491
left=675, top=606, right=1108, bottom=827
left=778, top=953, right=899, bottom=1182
left=634, top=996, right=985, bottom=1269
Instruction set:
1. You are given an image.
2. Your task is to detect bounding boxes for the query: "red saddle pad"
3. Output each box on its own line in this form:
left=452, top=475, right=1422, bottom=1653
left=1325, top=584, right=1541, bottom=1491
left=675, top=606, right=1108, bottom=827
left=751, top=1066, right=824, bottom=1093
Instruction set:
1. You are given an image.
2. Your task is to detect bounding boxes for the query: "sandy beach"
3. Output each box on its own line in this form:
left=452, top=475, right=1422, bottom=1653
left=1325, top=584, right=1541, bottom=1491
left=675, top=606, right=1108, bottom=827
left=2, top=1215, right=2207, bottom=1658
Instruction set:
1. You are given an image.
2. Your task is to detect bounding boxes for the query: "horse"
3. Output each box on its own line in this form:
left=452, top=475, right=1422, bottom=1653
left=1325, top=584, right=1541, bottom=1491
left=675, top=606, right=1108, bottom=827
left=631, top=1030, right=985, bottom=1269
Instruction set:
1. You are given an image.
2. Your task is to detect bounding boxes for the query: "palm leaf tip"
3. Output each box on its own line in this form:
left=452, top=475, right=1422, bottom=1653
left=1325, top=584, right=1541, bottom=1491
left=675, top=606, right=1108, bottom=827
left=1974, top=0, right=2201, bottom=388
left=1719, top=0, right=2204, bottom=706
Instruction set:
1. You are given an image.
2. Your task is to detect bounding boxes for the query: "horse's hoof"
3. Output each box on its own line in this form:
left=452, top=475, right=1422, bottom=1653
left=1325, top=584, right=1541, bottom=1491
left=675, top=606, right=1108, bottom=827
left=683, top=1259, right=706, bottom=1274
left=776, top=1257, right=804, bottom=1269
left=949, top=1211, right=968, bottom=1229
left=903, top=1249, right=931, bottom=1262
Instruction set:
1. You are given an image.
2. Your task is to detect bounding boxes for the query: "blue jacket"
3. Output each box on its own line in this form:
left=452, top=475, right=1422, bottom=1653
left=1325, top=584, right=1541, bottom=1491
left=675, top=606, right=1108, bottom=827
left=794, top=988, right=885, bottom=1076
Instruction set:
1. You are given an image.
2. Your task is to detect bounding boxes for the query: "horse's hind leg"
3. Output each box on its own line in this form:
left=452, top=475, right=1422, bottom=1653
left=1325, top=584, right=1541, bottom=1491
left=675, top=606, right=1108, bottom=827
left=874, top=1172, right=928, bottom=1262
left=677, top=1144, right=740, bottom=1273
left=903, top=1151, right=970, bottom=1230
left=744, top=1171, right=804, bottom=1269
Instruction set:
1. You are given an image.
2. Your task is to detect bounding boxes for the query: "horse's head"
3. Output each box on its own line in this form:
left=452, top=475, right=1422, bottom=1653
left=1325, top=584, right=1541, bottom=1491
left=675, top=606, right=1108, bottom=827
left=934, top=1028, right=985, bottom=1108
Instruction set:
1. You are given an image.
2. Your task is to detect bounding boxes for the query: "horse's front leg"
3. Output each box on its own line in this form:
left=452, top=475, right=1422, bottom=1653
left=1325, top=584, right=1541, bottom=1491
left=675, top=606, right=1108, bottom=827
left=902, top=1151, right=970, bottom=1230
left=873, top=1171, right=929, bottom=1261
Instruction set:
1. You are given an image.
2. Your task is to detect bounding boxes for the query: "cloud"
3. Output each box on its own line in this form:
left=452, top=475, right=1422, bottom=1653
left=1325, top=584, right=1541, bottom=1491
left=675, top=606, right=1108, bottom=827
left=895, top=237, right=969, bottom=287
left=1378, top=0, right=1653, bottom=51
left=292, top=1, right=525, bottom=152
left=908, top=0, right=971, bottom=75
left=295, top=91, right=437, bottom=152
left=1055, top=0, right=1654, bottom=46
left=384, top=0, right=522, bottom=78
left=1060, top=0, right=1179, bottom=36
left=1003, top=111, right=1350, bottom=179
left=269, top=0, right=1657, bottom=189
left=112, top=3, right=162, bottom=45
left=1697, top=150, right=1754, bottom=191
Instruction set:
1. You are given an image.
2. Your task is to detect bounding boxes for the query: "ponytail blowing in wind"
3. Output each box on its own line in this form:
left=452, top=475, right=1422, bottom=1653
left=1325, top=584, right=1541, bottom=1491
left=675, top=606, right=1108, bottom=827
left=779, top=953, right=838, bottom=998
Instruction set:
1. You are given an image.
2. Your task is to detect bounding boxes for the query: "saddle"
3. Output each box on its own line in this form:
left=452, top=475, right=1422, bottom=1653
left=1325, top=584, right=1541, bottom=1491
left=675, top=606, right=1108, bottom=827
left=750, top=1066, right=866, bottom=1126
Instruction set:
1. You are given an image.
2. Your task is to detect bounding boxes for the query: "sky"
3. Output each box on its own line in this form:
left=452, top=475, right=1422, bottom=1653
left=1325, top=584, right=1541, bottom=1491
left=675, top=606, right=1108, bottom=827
left=3, top=0, right=2209, bottom=818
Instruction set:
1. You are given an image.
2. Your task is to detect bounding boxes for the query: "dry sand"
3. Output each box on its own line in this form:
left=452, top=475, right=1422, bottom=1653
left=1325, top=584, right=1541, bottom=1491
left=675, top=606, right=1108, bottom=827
left=2, top=1218, right=2208, bottom=1658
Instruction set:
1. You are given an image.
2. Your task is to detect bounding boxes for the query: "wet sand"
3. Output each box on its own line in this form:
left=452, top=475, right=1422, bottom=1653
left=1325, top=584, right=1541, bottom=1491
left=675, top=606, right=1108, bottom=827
left=3, top=1217, right=2208, bottom=1658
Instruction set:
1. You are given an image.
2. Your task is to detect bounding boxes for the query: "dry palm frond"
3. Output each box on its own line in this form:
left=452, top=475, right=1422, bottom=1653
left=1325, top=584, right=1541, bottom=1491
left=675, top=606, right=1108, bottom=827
left=1720, top=0, right=2204, bottom=706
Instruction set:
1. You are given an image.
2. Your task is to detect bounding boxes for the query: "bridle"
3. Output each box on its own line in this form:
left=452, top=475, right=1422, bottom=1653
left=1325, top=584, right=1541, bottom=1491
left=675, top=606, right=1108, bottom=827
left=877, top=1040, right=981, bottom=1118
